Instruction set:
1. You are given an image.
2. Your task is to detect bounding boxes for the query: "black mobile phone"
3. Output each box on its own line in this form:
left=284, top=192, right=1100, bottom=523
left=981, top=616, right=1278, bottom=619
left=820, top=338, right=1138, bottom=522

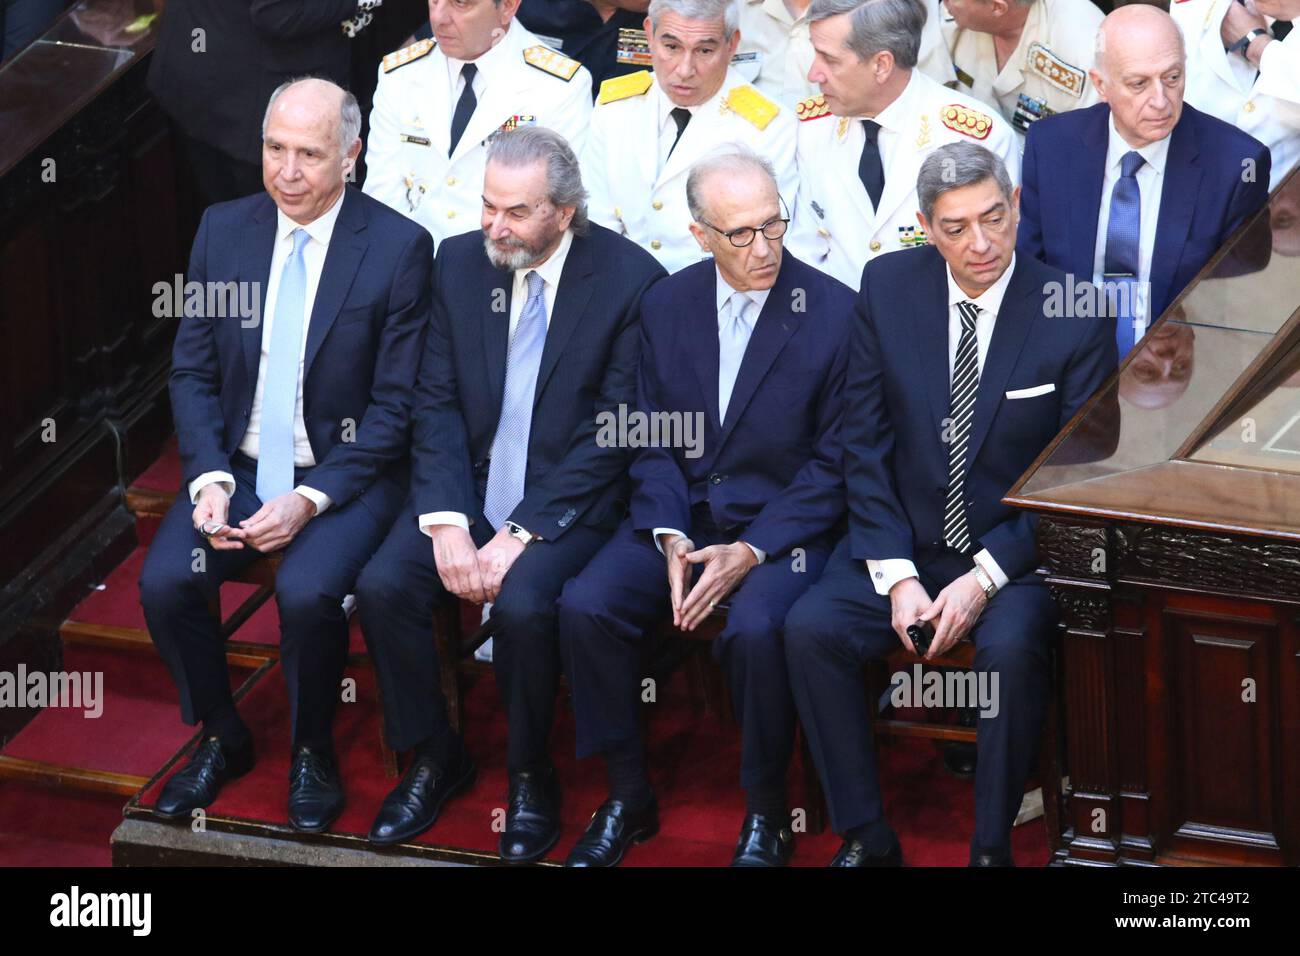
left=906, top=620, right=935, bottom=655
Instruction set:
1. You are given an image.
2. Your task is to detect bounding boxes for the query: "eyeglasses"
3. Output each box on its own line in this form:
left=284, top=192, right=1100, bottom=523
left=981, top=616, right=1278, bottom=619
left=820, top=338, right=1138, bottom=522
left=696, top=194, right=792, bottom=248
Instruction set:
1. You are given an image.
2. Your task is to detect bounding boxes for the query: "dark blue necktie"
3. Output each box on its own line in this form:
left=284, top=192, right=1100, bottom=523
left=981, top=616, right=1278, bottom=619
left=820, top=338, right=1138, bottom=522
left=448, top=63, right=478, bottom=156
left=857, top=120, right=885, bottom=210
left=1103, top=150, right=1145, bottom=357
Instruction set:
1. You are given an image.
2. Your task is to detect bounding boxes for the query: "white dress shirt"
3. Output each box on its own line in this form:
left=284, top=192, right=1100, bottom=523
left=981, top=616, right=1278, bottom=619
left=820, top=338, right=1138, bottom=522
left=418, top=228, right=575, bottom=535
left=866, top=255, right=1019, bottom=597
left=1091, top=115, right=1170, bottom=339
left=653, top=268, right=770, bottom=564
left=188, top=190, right=346, bottom=513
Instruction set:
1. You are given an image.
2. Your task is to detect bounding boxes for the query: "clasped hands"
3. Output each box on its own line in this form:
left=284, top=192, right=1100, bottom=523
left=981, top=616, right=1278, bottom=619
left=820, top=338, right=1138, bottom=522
left=430, top=524, right=525, bottom=604
left=889, top=571, right=989, bottom=659
left=192, top=483, right=316, bottom=553
left=661, top=533, right=758, bottom=632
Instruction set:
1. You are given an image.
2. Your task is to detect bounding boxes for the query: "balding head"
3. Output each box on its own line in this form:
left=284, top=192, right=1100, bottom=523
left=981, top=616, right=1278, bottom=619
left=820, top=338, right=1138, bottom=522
left=687, top=147, right=785, bottom=292
left=1091, top=5, right=1185, bottom=148
left=261, top=78, right=362, bottom=223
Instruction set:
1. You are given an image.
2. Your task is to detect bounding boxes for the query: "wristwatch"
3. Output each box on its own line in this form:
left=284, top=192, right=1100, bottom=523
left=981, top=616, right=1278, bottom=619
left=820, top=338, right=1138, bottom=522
left=1227, top=27, right=1269, bottom=56
left=972, top=562, right=997, bottom=601
left=504, top=521, right=538, bottom=546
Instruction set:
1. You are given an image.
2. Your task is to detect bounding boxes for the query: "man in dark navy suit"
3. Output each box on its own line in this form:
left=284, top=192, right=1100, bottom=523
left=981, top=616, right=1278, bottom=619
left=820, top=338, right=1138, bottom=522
left=557, top=148, right=855, bottom=867
left=355, top=126, right=665, bottom=861
left=784, top=142, right=1116, bottom=867
left=1018, top=4, right=1271, bottom=359
left=139, top=79, right=433, bottom=833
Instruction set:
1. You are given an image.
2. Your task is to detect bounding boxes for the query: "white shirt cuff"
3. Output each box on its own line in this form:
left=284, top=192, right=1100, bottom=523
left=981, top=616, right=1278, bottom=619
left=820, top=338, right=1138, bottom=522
left=189, top=471, right=235, bottom=504
left=740, top=541, right=766, bottom=563
left=653, top=527, right=688, bottom=554
left=866, top=558, right=920, bottom=596
left=420, top=511, right=470, bottom=536
left=294, top=485, right=331, bottom=515
left=973, top=548, right=1009, bottom=591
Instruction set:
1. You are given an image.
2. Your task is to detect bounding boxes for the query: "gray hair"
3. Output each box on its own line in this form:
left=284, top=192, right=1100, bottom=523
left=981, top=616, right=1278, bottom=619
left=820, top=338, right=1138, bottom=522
left=486, top=126, right=590, bottom=234
left=807, top=0, right=925, bottom=69
left=685, top=145, right=778, bottom=222
left=916, top=142, right=1013, bottom=222
left=262, top=77, right=362, bottom=155
left=648, top=0, right=739, bottom=39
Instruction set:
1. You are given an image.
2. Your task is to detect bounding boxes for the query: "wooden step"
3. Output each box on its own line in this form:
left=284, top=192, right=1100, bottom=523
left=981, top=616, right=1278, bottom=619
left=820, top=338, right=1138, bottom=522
left=60, top=620, right=276, bottom=668
left=0, top=756, right=147, bottom=797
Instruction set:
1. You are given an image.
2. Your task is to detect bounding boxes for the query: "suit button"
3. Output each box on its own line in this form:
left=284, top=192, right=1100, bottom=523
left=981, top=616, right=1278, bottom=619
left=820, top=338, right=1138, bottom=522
left=869, top=240, right=881, bottom=252
left=709, top=473, right=723, bottom=485
left=652, top=199, right=663, bottom=210
left=447, top=210, right=456, bottom=219
left=650, top=240, right=662, bottom=250
left=446, top=176, right=457, bottom=186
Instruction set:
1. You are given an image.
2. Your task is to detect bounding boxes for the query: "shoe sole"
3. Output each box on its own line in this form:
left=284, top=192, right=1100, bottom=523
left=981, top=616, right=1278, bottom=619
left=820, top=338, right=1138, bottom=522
left=152, top=755, right=255, bottom=820
left=498, top=824, right=561, bottom=865
left=368, top=763, right=478, bottom=846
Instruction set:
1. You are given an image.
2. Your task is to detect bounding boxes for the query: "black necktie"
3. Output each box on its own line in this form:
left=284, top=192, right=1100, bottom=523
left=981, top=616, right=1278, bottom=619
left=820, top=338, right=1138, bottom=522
left=1274, top=20, right=1292, bottom=41
left=448, top=63, right=478, bottom=156
left=858, top=120, right=885, bottom=210
left=943, top=301, right=980, bottom=554
left=667, top=107, right=691, bottom=157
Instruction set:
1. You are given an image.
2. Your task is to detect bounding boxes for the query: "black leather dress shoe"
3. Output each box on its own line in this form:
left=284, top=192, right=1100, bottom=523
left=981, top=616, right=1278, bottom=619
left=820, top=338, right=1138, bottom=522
left=155, top=735, right=254, bottom=819
left=287, top=747, right=345, bottom=833
left=499, top=767, right=561, bottom=864
left=565, top=797, right=659, bottom=867
left=970, top=849, right=1014, bottom=867
left=731, top=813, right=794, bottom=867
left=368, top=745, right=476, bottom=846
left=828, top=834, right=903, bottom=867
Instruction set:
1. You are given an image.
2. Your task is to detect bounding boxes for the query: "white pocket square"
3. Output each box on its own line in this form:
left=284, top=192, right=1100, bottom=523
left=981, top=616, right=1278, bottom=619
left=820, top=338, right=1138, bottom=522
left=1005, top=383, right=1056, bottom=400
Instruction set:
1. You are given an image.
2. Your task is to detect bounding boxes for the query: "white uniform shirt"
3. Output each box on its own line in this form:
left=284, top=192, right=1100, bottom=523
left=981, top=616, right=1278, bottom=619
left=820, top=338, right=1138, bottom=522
left=788, top=69, right=1021, bottom=289
left=363, top=20, right=593, bottom=245
left=1176, top=0, right=1300, bottom=191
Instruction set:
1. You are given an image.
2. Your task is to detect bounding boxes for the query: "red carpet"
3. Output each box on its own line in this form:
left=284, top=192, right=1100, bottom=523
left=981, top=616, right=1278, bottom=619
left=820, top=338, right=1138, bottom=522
left=0, top=782, right=126, bottom=867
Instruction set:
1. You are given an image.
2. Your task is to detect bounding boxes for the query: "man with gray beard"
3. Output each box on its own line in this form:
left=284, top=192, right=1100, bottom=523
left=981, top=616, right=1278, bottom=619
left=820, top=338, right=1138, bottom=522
left=355, top=126, right=665, bottom=862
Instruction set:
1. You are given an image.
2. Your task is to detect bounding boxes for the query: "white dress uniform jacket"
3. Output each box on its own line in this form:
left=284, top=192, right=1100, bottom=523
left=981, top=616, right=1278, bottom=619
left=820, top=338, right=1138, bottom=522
left=942, top=0, right=1102, bottom=139
left=363, top=20, right=593, bottom=244
left=1175, top=0, right=1300, bottom=191
left=731, top=0, right=817, bottom=107
left=583, top=67, right=798, bottom=273
left=788, top=69, right=1021, bottom=289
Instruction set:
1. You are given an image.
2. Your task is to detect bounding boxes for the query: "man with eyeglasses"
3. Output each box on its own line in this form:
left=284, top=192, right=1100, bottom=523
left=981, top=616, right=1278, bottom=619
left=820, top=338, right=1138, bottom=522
left=557, top=147, right=854, bottom=866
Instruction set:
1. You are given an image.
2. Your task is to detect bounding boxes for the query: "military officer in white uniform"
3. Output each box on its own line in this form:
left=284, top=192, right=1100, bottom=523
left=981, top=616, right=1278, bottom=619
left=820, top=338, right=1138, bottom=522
left=917, top=0, right=958, bottom=86
left=583, top=0, right=798, bottom=273
left=364, top=0, right=593, bottom=244
left=941, top=0, right=1102, bottom=138
left=731, top=0, right=817, bottom=106
left=1175, top=0, right=1300, bottom=191
left=788, top=0, right=1019, bottom=289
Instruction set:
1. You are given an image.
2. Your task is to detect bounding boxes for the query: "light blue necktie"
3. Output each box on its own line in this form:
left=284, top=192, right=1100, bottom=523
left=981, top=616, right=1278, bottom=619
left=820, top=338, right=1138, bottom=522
left=1104, top=150, right=1145, bottom=358
left=718, top=292, right=754, bottom=423
left=483, top=270, right=547, bottom=530
left=255, top=228, right=310, bottom=502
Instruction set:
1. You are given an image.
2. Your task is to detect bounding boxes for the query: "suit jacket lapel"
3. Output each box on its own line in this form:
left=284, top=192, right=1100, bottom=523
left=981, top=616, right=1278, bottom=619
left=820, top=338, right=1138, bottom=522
left=911, top=250, right=952, bottom=443
left=1150, top=113, right=1201, bottom=318
left=1069, top=105, right=1109, bottom=274
left=966, top=260, right=1037, bottom=466
left=483, top=259, right=513, bottom=414
left=240, top=197, right=278, bottom=391
left=689, top=267, right=722, bottom=432
left=303, top=189, right=367, bottom=379
left=714, top=259, right=800, bottom=453
left=533, top=233, right=594, bottom=403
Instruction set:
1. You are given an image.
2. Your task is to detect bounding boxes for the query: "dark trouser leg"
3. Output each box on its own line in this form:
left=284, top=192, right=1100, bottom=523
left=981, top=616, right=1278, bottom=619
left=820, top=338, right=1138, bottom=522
left=274, top=479, right=398, bottom=753
left=491, top=524, right=609, bottom=774
left=782, top=538, right=897, bottom=834
left=556, top=520, right=672, bottom=763
left=968, top=581, right=1054, bottom=856
left=139, top=484, right=261, bottom=729
left=356, top=516, right=453, bottom=752
left=717, top=546, right=829, bottom=805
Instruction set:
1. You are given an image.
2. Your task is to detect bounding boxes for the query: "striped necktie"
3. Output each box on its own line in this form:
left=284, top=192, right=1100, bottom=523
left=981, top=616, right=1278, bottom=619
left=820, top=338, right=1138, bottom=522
left=943, top=301, right=980, bottom=554
left=483, top=270, right=547, bottom=530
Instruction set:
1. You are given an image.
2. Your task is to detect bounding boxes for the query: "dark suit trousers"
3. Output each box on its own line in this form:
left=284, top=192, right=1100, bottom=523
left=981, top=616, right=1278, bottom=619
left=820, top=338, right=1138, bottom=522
left=783, top=537, right=1055, bottom=854
left=558, top=517, right=828, bottom=791
left=357, top=513, right=608, bottom=771
left=139, top=456, right=399, bottom=749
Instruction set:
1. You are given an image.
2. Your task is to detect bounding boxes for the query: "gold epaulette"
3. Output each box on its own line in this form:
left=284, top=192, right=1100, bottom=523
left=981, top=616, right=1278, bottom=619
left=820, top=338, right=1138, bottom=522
left=523, top=45, right=581, bottom=81
left=795, top=94, right=831, bottom=122
left=597, top=70, right=655, bottom=104
left=940, top=103, right=993, bottom=140
left=382, top=39, right=435, bottom=73
left=724, top=85, right=779, bottom=131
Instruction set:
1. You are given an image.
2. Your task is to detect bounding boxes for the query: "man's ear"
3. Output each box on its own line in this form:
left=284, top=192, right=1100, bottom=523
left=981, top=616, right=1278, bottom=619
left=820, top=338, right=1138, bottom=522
left=727, top=27, right=741, bottom=58
left=1088, top=68, right=1107, bottom=103
left=915, top=209, right=930, bottom=234
left=557, top=204, right=576, bottom=231
left=688, top=221, right=710, bottom=252
left=873, top=49, right=896, bottom=84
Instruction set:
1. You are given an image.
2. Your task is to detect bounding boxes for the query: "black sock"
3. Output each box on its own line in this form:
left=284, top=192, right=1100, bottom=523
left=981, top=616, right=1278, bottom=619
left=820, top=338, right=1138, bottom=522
left=845, top=818, right=897, bottom=855
left=200, top=701, right=249, bottom=750
left=605, top=738, right=652, bottom=810
left=412, top=722, right=458, bottom=767
left=745, top=780, right=787, bottom=821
